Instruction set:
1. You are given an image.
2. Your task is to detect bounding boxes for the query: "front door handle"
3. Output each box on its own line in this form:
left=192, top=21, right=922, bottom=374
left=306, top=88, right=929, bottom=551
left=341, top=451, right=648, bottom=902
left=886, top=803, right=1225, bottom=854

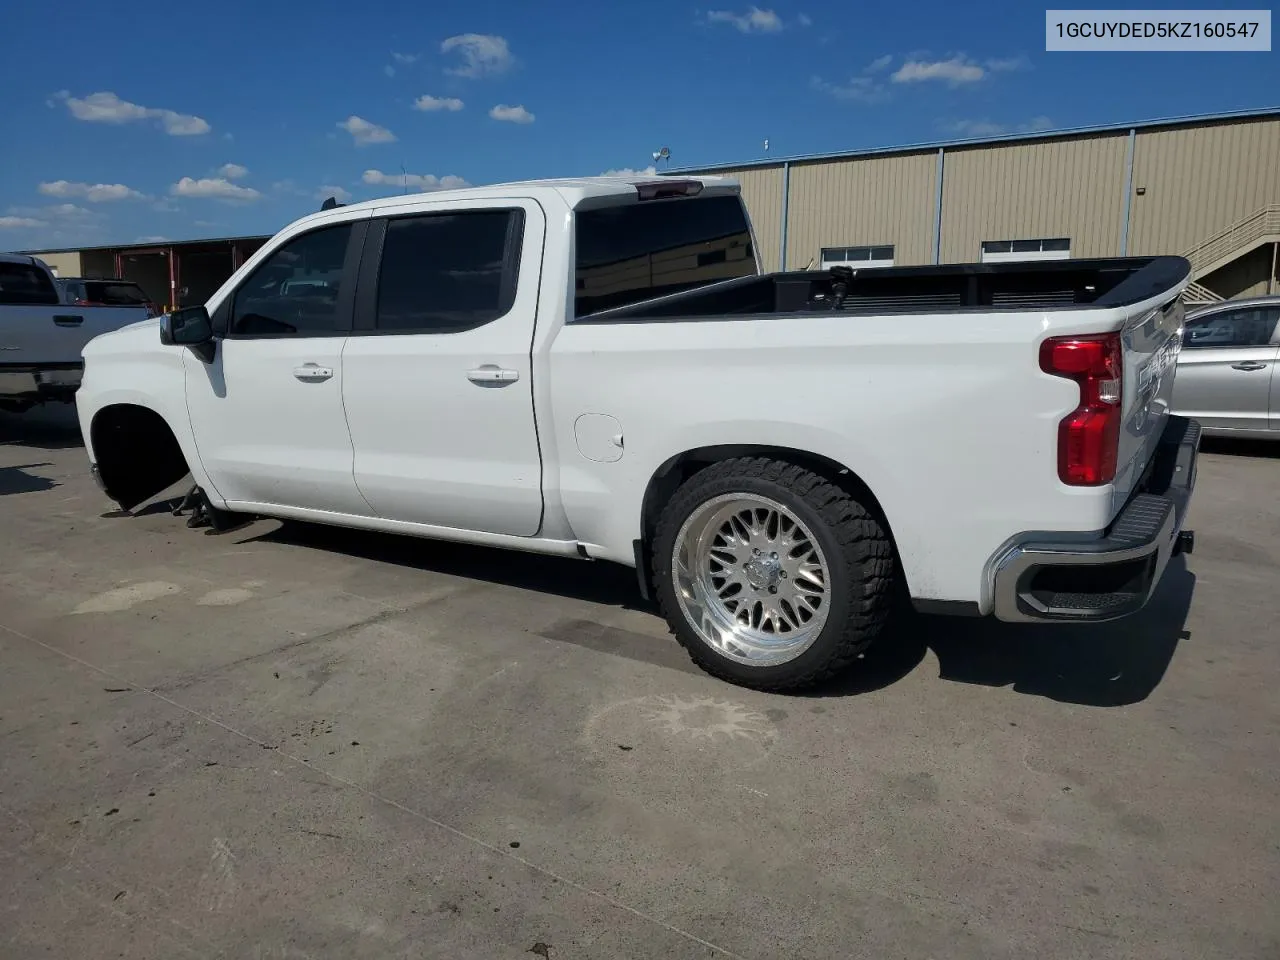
left=293, top=363, right=334, bottom=382
left=467, top=365, right=520, bottom=384
left=1230, top=360, right=1268, bottom=371
left=53, top=315, right=84, bottom=327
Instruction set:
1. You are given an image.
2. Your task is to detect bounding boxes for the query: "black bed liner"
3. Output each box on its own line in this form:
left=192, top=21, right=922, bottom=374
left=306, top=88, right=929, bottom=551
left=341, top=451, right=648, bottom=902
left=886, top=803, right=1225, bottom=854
left=574, top=255, right=1191, bottom=323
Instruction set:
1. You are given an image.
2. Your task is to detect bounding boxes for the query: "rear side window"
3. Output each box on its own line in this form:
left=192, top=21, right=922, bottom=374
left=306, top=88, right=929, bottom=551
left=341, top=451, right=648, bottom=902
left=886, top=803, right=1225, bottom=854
left=0, top=261, right=60, bottom=306
left=574, top=194, right=756, bottom=317
left=374, top=209, right=523, bottom=334
left=85, top=281, right=150, bottom=305
left=1183, top=307, right=1280, bottom=349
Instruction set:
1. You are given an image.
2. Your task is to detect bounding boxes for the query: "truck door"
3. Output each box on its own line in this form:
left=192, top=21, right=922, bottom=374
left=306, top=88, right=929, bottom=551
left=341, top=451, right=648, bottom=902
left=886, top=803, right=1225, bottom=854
left=182, top=216, right=374, bottom=515
left=0, top=258, right=70, bottom=369
left=1173, top=305, right=1280, bottom=432
left=340, top=198, right=545, bottom=537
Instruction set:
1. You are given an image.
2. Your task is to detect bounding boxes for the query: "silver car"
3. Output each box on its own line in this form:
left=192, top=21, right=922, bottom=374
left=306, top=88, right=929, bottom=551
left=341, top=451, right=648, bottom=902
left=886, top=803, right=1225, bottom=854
left=1171, top=295, right=1280, bottom=439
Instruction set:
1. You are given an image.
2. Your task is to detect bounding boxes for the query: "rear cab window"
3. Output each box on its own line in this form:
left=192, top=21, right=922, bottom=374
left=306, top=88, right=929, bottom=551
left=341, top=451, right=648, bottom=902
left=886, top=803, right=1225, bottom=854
left=84, top=281, right=150, bottom=306
left=573, top=193, right=757, bottom=318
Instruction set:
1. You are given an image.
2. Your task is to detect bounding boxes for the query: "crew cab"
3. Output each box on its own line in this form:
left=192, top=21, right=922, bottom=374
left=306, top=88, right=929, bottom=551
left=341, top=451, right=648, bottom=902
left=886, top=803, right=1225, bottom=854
left=1, top=253, right=151, bottom=412
left=74, top=176, right=1199, bottom=691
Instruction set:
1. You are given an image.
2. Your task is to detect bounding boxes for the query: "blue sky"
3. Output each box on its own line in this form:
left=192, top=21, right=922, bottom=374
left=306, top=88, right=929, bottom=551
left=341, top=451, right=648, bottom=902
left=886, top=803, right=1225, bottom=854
left=1, top=0, right=1275, bottom=250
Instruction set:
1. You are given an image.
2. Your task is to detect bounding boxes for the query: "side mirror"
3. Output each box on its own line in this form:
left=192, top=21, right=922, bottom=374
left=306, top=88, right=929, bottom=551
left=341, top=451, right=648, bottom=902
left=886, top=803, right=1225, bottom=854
left=160, top=305, right=216, bottom=363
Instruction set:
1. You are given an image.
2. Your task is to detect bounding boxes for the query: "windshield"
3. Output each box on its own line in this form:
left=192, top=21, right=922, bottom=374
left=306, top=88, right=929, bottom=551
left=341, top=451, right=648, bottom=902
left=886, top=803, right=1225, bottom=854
left=574, top=194, right=757, bottom=317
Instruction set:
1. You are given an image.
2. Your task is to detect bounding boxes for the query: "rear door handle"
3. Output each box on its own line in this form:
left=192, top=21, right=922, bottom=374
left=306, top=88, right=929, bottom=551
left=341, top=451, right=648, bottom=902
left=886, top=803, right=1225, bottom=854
left=53, top=315, right=84, bottom=327
left=293, top=363, right=334, bottom=382
left=1230, top=361, right=1268, bottom=371
left=467, top=365, right=520, bottom=384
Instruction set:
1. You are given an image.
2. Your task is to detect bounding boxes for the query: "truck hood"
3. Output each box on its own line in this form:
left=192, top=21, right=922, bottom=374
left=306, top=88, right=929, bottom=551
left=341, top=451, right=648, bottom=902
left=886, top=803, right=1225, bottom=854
left=81, top=315, right=163, bottom=358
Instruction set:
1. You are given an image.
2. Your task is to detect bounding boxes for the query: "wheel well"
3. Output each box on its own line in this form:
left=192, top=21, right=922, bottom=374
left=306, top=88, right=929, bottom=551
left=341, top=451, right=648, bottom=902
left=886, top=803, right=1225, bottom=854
left=90, top=404, right=190, bottom=511
left=637, top=445, right=897, bottom=581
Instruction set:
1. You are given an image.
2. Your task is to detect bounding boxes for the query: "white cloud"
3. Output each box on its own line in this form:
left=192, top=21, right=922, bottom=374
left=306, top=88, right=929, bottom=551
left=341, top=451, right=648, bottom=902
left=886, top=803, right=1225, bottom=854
left=441, top=34, right=514, bottom=77
left=489, top=104, right=534, bottom=124
left=2, top=203, right=98, bottom=234
left=413, top=94, right=464, bottom=112
left=599, top=166, right=658, bottom=178
left=170, top=177, right=262, bottom=201
left=865, top=54, right=893, bottom=73
left=57, top=91, right=210, bottom=135
left=391, top=51, right=419, bottom=64
left=38, top=180, right=143, bottom=202
left=13, top=203, right=95, bottom=221
left=798, top=12, right=812, bottom=26
left=318, top=185, right=352, bottom=203
left=986, top=55, right=1030, bottom=72
left=384, top=64, right=396, bottom=77
left=362, top=169, right=470, bottom=192
left=337, top=115, right=397, bottom=145
left=705, top=7, right=784, bottom=32
left=891, top=56, right=985, bottom=85
left=811, top=75, right=888, bottom=103
left=217, top=163, right=248, bottom=179
left=136, top=235, right=169, bottom=243
left=944, top=116, right=1055, bottom=138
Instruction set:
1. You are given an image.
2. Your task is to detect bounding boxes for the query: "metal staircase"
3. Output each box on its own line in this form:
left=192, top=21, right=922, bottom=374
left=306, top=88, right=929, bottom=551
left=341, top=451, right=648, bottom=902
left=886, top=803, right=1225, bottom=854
left=1178, top=203, right=1280, bottom=304
left=1182, top=280, right=1224, bottom=305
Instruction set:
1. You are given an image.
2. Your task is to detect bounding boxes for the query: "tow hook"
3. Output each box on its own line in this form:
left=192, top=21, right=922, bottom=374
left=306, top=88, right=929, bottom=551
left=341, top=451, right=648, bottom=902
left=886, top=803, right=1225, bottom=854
left=1174, top=530, right=1195, bottom=556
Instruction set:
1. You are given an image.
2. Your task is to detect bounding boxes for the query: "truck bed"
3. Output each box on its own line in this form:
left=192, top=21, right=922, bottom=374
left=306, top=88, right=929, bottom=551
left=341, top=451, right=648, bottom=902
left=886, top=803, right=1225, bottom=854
left=575, top=255, right=1191, bottom=322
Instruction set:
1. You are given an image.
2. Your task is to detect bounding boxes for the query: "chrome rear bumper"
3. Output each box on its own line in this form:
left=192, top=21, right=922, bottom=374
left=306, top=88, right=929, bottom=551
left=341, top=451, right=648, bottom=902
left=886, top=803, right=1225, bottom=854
left=991, top=416, right=1200, bottom=623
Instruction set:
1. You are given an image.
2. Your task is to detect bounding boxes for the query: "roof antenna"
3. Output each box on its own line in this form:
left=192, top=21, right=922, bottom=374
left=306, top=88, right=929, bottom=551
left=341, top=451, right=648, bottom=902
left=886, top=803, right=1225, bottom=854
left=401, top=163, right=408, bottom=195
left=320, top=196, right=344, bottom=211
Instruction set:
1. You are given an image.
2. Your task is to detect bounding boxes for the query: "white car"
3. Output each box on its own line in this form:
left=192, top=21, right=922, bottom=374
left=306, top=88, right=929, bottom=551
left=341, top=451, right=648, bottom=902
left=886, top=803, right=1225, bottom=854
left=74, top=175, right=1199, bottom=691
left=1, top=253, right=151, bottom=412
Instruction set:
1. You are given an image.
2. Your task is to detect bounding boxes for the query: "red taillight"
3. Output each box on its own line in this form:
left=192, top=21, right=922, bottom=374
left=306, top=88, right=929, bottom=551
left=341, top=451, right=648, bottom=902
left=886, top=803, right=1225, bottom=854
left=74, top=298, right=90, bottom=306
left=1039, top=333, right=1123, bottom=486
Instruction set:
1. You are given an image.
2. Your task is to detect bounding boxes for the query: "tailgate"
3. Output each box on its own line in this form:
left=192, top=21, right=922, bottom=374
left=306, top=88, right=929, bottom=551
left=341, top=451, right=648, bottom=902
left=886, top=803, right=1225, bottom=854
left=1113, top=295, right=1184, bottom=510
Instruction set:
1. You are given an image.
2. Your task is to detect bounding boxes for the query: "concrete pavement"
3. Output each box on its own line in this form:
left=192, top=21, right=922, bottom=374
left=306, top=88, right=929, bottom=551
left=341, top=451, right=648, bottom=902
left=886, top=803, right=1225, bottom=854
left=2, top=405, right=1277, bottom=959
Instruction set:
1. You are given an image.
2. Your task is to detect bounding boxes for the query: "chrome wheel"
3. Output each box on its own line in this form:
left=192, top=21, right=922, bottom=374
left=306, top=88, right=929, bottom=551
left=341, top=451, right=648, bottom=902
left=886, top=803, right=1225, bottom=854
left=671, top=493, right=832, bottom=666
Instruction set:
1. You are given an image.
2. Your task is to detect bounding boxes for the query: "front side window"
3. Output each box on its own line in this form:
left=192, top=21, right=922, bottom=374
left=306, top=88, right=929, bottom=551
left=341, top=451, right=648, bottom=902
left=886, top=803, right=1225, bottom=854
left=230, top=223, right=353, bottom=337
left=1183, top=307, right=1280, bottom=349
left=0, top=261, right=60, bottom=306
left=375, top=209, right=523, bottom=333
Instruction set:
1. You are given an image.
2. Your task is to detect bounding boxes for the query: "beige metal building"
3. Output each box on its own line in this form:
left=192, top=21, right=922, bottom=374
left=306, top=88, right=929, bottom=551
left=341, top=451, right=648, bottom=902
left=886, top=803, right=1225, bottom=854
left=679, top=106, right=1280, bottom=303
left=20, top=107, right=1279, bottom=308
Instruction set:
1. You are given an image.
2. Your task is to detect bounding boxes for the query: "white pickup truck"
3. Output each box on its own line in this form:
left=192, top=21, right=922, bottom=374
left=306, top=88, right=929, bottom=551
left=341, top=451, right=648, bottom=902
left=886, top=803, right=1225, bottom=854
left=74, top=176, right=1200, bottom=691
left=1, top=253, right=151, bottom=412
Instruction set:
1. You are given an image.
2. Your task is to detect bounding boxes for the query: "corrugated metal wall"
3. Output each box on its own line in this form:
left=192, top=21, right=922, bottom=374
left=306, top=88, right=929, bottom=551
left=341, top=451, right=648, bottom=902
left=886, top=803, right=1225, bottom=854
left=939, top=134, right=1129, bottom=263
left=785, top=153, right=936, bottom=268
left=731, top=166, right=785, bottom=272
left=1128, top=116, right=1280, bottom=256
left=32, top=251, right=82, bottom=278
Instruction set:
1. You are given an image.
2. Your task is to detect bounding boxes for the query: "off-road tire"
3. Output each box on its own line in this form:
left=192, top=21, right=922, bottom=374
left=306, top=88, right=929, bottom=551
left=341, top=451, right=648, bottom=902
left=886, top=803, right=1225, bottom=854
left=652, top=457, right=895, bottom=692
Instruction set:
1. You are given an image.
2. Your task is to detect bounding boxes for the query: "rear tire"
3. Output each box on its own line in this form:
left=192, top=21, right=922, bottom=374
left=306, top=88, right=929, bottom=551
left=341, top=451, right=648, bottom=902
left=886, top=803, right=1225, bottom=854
left=652, top=457, right=896, bottom=692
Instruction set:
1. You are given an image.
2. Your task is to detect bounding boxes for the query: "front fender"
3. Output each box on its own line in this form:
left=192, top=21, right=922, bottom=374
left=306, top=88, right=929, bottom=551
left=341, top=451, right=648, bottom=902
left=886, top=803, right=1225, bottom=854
left=77, top=340, right=221, bottom=504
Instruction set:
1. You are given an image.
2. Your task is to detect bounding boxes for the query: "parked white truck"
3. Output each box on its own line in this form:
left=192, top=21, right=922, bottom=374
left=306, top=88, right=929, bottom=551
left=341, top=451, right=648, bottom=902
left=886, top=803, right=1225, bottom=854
left=74, top=176, right=1199, bottom=690
left=1, top=253, right=151, bottom=412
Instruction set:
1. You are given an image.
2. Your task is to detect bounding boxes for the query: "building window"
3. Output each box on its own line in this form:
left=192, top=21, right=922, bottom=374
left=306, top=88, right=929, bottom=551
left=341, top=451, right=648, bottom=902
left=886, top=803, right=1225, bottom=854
left=980, top=238, right=1071, bottom=263
left=820, top=245, right=895, bottom=269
